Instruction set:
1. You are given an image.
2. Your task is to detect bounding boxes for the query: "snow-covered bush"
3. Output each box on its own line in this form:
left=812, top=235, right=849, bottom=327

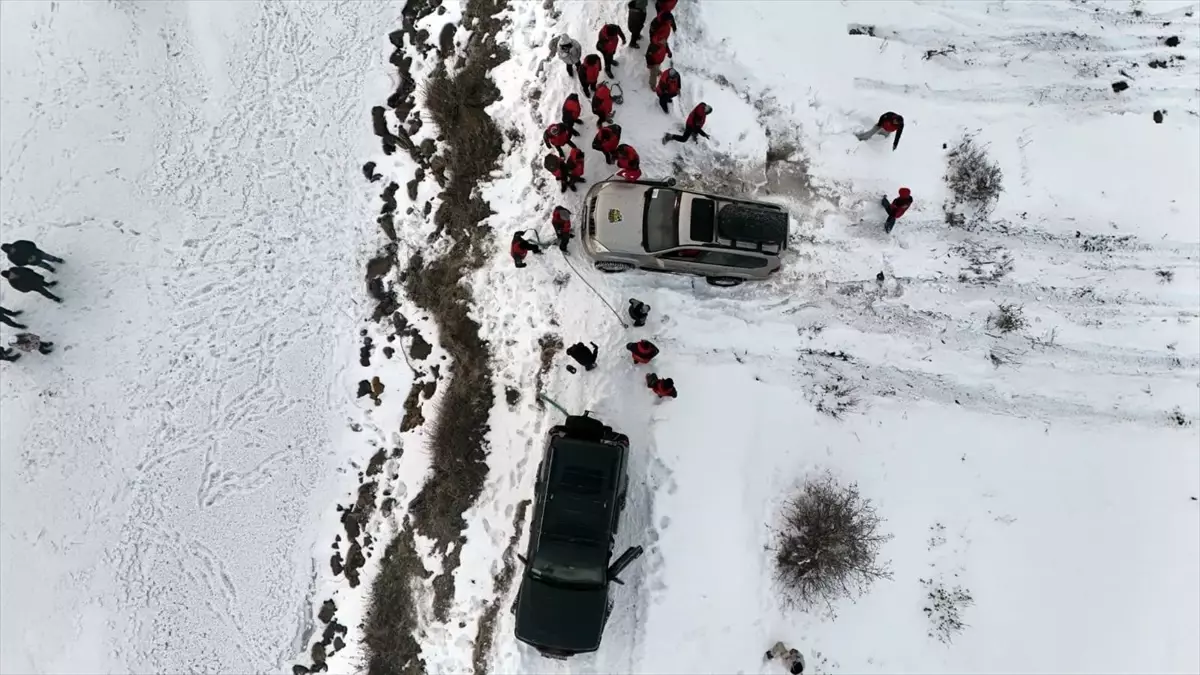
left=987, top=302, right=1027, bottom=334
left=920, top=578, right=974, bottom=643
left=944, top=135, right=1004, bottom=223
left=773, top=473, right=893, bottom=611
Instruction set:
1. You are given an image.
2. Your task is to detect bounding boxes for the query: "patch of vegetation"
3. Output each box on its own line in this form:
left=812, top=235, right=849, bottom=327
left=987, top=303, right=1027, bottom=334
left=944, top=135, right=1004, bottom=227
left=772, top=472, right=893, bottom=611
left=920, top=578, right=974, bottom=644
left=364, top=520, right=431, bottom=675
left=1156, top=269, right=1175, bottom=284
left=953, top=240, right=1013, bottom=285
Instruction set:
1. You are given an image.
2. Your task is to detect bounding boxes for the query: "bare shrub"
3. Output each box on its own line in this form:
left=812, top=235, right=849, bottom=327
left=1156, top=269, right=1175, bottom=284
left=987, top=303, right=1027, bottom=334
left=944, top=136, right=1003, bottom=228
left=773, top=473, right=893, bottom=610
left=953, top=240, right=1013, bottom=284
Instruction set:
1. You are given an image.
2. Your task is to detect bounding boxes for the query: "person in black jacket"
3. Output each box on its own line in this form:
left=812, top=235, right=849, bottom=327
left=2, top=240, right=64, bottom=273
left=0, top=305, right=26, bottom=329
left=627, top=0, right=648, bottom=48
left=2, top=267, right=61, bottom=302
left=566, top=341, right=599, bottom=370
left=628, top=298, right=650, bottom=326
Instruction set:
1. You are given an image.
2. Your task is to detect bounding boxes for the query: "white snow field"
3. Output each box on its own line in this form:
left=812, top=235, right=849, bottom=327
left=0, top=1, right=398, bottom=672
left=375, top=1, right=1200, bottom=674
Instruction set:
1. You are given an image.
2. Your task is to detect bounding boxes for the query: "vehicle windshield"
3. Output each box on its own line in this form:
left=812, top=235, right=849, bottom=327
left=643, top=189, right=680, bottom=252
left=528, top=542, right=606, bottom=589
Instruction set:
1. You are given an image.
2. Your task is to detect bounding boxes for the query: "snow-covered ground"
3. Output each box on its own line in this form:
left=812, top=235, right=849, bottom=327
left=0, top=1, right=395, bottom=672
left=392, top=1, right=1200, bottom=674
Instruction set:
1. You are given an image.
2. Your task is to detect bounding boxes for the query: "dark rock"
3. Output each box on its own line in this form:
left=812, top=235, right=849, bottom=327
left=1164, top=35, right=1180, bottom=47
left=1111, top=81, right=1129, bottom=93
left=317, top=600, right=337, bottom=624
left=330, top=552, right=343, bottom=576
left=310, top=641, right=327, bottom=667
left=333, top=636, right=345, bottom=652
left=292, top=665, right=310, bottom=675
left=505, top=386, right=520, bottom=406
left=1154, top=110, right=1164, bottom=123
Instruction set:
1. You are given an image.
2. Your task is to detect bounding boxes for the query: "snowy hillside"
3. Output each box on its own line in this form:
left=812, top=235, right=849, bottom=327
left=2, top=0, right=1197, bottom=674
left=361, top=1, right=1200, bottom=674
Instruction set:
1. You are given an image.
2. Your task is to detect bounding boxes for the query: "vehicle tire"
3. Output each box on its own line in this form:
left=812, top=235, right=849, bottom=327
left=595, top=261, right=633, bottom=273
left=618, top=491, right=628, bottom=512
left=706, top=276, right=743, bottom=287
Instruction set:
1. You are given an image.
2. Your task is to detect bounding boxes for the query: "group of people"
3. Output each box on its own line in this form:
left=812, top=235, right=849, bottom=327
left=544, top=0, right=715, bottom=194
left=0, top=239, right=64, bottom=363
left=564, top=298, right=677, bottom=399
left=855, top=111, right=914, bottom=233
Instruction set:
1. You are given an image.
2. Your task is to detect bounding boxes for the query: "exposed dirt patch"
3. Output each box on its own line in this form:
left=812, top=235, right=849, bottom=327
left=365, top=518, right=431, bottom=675
left=471, top=499, right=531, bottom=675
left=535, top=332, right=564, bottom=398
left=401, top=0, right=510, bottom=624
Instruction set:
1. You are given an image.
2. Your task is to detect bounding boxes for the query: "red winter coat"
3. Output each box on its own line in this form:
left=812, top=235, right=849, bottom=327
left=593, top=126, right=621, bottom=153
left=597, top=24, right=626, bottom=55
left=627, top=340, right=659, bottom=364
left=650, top=377, right=677, bottom=398
left=511, top=234, right=533, bottom=259
left=580, top=56, right=602, bottom=84
left=544, top=125, right=570, bottom=149
left=591, top=86, right=613, bottom=119
left=618, top=166, right=642, bottom=181
left=655, top=0, right=677, bottom=15
left=879, top=112, right=903, bottom=132
left=616, top=144, right=640, bottom=169
left=562, top=96, right=582, bottom=122
left=567, top=147, right=585, bottom=177
left=552, top=207, right=572, bottom=236
left=645, top=41, right=672, bottom=67
left=649, top=12, right=675, bottom=44
left=889, top=195, right=913, bottom=219
left=656, top=70, right=680, bottom=97
left=686, top=104, right=708, bottom=130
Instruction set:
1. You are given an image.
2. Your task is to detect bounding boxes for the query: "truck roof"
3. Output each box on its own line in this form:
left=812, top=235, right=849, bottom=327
left=541, top=437, right=622, bottom=546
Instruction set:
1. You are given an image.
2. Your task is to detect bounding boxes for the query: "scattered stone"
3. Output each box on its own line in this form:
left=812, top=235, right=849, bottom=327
left=317, top=600, right=337, bottom=624
left=356, top=380, right=371, bottom=399
left=293, top=665, right=310, bottom=675
left=1164, top=35, right=1180, bottom=47
left=1111, top=81, right=1129, bottom=93
left=330, top=552, right=343, bottom=576
left=847, top=23, right=876, bottom=37
left=382, top=346, right=395, bottom=359
left=409, top=330, right=433, bottom=360
left=332, top=636, right=345, bottom=652
left=505, top=386, right=520, bottom=406
left=1154, top=110, right=1165, bottom=123
left=366, top=448, right=387, bottom=477
left=362, top=161, right=381, bottom=182
left=310, top=642, right=327, bottom=668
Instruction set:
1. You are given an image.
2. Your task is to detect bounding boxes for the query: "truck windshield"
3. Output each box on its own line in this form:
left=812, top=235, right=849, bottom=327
left=529, top=548, right=606, bottom=589
left=643, top=189, right=680, bottom=252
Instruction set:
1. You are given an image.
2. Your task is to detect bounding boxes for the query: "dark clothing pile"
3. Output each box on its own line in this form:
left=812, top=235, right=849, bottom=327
left=567, top=341, right=599, bottom=370
left=627, top=298, right=650, bottom=326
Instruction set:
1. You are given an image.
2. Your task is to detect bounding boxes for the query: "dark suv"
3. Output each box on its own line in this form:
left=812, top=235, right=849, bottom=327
left=513, top=414, right=644, bottom=658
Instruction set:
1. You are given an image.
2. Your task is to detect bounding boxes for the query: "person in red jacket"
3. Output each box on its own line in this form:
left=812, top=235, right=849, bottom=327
left=596, top=23, right=627, bottom=77
left=544, top=154, right=570, bottom=192
left=543, top=123, right=576, bottom=156
left=564, top=146, right=586, bottom=192
left=561, top=94, right=584, bottom=135
left=881, top=187, right=913, bottom=233
left=511, top=230, right=542, bottom=268
left=856, top=111, right=904, bottom=150
left=591, top=83, right=615, bottom=125
left=626, top=339, right=659, bottom=364
left=578, top=54, right=603, bottom=97
left=551, top=206, right=573, bottom=252
left=646, top=372, right=677, bottom=398
left=655, top=0, right=677, bottom=14
left=645, top=40, right=672, bottom=89
left=617, top=157, right=642, bottom=181
left=616, top=143, right=640, bottom=174
left=592, top=123, right=622, bottom=164
left=649, top=11, right=676, bottom=45
left=655, top=67, right=681, bottom=114
left=663, top=102, right=712, bottom=144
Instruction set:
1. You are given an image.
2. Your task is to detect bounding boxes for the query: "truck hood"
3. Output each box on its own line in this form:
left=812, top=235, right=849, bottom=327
left=590, top=182, right=648, bottom=254
left=513, top=577, right=608, bottom=655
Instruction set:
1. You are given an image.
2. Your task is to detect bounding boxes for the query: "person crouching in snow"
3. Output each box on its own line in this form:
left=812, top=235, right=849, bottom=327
left=765, top=642, right=805, bottom=674
left=593, top=123, right=622, bottom=164
left=664, top=102, right=712, bottom=144
left=544, top=154, right=571, bottom=192
left=567, top=341, right=600, bottom=371
left=856, top=111, right=904, bottom=150
left=543, top=123, right=576, bottom=157
left=511, top=231, right=542, bottom=268
left=564, top=147, right=586, bottom=192
left=555, top=34, right=583, bottom=77
left=579, top=54, right=603, bottom=97
left=645, top=373, right=677, bottom=398
left=645, top=41, right=672, bottom=90
left=628, top=298, right=650, bottom=326
left=881, top=187, right=913, bottom=234
left=626, top=339, right=659, bottom=364
left=655, top=67, right=681, bottom=114
left=551, top=206, right=573, bottom=252
left=615, top=143, right=640, bottom=177
left=591, top=82, right=615, bottom=126
left=596, top=23, right=627, bottom=78
left=561, top=94, right=584, bottom=136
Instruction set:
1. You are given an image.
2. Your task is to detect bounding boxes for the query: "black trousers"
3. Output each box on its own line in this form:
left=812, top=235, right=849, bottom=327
left=33, top=286, right=62, bottom=303
left=0, top=314, right=25, bottom=329
left=658, top=94, right=673, bottom=113
left=628, top=8, right=646, bottom=46
left=601, top=51, right=618, bottom=77
left=665, top=127, right=698, bottom=143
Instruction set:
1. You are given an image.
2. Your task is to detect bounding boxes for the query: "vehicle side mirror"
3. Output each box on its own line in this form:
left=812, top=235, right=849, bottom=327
left=606, top=545, right=644, bottom=584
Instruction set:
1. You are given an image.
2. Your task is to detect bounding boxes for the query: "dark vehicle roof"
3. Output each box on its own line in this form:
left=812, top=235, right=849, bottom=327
left=717, top=203, right=788, bottom=245
left=540, top=437, right=621, bottom=546
left=514, top=579, right=608, bottom=653
left=689, top=197, right=717, bottom=242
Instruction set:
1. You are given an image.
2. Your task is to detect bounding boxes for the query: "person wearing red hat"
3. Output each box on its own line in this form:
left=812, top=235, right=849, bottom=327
left=881, top=187, right=913, bottom=233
